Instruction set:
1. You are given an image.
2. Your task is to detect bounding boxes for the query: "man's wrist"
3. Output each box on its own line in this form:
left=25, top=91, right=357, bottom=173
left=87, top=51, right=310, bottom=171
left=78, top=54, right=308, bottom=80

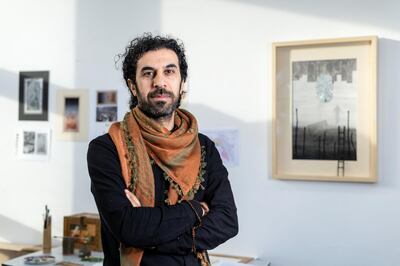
left=199, top=202, right=209, bottom=216
left=185, top=200, right=203, bottom=224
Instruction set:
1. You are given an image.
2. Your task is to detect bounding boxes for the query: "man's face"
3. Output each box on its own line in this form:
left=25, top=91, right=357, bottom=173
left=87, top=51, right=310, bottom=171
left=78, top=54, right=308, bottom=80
left=130, top=48, right=183, bottom=119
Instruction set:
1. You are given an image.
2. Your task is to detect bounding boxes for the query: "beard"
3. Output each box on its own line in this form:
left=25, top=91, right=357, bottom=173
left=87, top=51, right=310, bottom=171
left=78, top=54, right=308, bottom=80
left=136, top=86, right=182, bottom=120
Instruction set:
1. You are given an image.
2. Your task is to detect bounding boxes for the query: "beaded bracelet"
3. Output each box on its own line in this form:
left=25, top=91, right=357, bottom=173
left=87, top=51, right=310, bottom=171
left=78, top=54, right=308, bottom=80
left=185, top=200, right=203, bottom=253
left=185, top=200, right=202, bottom=225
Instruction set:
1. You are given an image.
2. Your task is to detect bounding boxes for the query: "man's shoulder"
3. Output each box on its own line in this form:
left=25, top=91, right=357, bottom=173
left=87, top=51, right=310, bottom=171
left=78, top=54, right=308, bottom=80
left=90, top=133, right=113, bottom=145
left=87, top=133, right=119, bottom=163
left=198, top=132, right=213, bottom=146
left=198, top=132, right=219, bottom=156
left=88, top=133, right=116, bottom=153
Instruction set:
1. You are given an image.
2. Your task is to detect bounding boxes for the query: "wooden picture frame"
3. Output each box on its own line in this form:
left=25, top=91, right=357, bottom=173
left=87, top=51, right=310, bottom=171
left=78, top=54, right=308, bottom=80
left=56, top=89, right=89, bottom=141
left=18, top=71, right=49, bottom=121
left=208, top=253, right=254, bottom=265
left=272, top=36, right=377, bottom=182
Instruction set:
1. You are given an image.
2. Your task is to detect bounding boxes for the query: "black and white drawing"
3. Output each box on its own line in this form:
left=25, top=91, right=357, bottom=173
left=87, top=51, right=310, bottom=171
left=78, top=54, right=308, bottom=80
left=19, top=71, right=49, bottom=121
left=36, top=133, right=48, bottom=155
left=292, top=59, right=357, bottom=161
left=17, top=129, right=51, bottom=160
left=24, top=78, right=43, bottom=114
left=23, top=131, right=35, bottom=154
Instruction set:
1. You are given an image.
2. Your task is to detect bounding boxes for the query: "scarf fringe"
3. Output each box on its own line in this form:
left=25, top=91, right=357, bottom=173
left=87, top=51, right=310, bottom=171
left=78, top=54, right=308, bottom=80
left=163, top=145, right=207, bottom=203
left=122, top=112, right=139, bottom=192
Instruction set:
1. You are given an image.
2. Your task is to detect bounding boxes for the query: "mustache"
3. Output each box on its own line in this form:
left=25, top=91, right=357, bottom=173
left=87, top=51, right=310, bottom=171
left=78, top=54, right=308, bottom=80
left=148, top=87, right=174, bottom=98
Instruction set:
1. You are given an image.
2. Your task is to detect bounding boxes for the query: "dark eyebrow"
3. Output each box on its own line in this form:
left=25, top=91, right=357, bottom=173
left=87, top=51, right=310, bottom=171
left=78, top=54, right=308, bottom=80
left=165, top=64, right=178, bottom=69
left=140, top=66, right=155, bottom=72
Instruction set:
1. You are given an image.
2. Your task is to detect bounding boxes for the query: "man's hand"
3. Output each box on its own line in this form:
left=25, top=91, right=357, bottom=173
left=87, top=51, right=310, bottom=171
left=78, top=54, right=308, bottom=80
left=200, top=202, right=209, bottom=216
left=125, top=189, right=141, bottom=207
left=125, top=188, right=209, bottom=216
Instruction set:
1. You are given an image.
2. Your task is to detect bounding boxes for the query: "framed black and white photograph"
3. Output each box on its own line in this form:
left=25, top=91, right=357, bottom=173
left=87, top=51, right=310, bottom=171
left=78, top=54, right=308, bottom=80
left=16, top=128, right=51, bottom=160
left=272, top=36, right=377, bottom=182
left=18, top=71, right=49, bottom=121
left=96, top=90, right=118, bottom=122
left=56, top=89, right=89, bottom=141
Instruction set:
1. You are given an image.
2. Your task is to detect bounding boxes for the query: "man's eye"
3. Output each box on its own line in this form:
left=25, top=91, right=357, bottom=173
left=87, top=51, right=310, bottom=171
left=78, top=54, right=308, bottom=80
left=143, top=71, right=153, bottom=77
left=165, top=69, right=175, bottom=75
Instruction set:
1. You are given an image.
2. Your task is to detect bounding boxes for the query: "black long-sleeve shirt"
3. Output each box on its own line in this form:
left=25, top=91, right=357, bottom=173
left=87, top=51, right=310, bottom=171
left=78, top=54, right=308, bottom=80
left=87, top=133, right=238, bottom=266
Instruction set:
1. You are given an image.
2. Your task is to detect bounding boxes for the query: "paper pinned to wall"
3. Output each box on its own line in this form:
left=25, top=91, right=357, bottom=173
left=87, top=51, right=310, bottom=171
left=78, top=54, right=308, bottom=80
left=15, top=128, right=51, bottom=161
left=201, top=129, right=239, bottom=167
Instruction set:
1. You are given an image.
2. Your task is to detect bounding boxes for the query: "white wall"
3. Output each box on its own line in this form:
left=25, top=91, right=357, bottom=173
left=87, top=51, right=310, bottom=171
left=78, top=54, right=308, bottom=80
left=160, top=1, right=400, bottom=266
left=1, top=0, right=400, bottom=265
left=0, top=0, right=161, bottom=245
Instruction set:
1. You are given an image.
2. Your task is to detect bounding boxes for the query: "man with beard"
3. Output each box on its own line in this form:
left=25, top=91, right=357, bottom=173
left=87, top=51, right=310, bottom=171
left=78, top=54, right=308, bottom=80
left=87, top=33, right=238, bottom=266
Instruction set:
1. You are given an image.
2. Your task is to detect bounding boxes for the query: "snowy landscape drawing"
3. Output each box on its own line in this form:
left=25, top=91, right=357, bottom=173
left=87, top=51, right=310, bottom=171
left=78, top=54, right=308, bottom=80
left=292, top=59, right=357, bottom=161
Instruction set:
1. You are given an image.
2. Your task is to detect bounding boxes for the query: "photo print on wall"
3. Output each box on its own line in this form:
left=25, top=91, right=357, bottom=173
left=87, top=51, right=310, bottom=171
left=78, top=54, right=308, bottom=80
left=56, top=89, right=89, bottom=141
left=64, top=97, right=80, bottom=132
left=96, top=90, right=118, bottom=122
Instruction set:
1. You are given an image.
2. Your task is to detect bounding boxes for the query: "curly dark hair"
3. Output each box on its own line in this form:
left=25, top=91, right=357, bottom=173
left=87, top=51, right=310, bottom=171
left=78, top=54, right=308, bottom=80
left=117, top=33, right=188, bottom=109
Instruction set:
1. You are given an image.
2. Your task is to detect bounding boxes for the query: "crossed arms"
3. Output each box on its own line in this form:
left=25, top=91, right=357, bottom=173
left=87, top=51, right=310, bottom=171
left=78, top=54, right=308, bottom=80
left=87, top=134, right=238, bottom=253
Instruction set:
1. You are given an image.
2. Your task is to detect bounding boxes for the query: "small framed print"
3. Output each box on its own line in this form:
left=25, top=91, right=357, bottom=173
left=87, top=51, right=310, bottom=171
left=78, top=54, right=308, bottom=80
left=18, top=71, right=49, bottom=121
left=96, top=90, right=118, bottom=122
left=272, top=36, right=377, bottom=182
left=16, top=128, right=51, bottom=160
left=56, top=89, right=89, bottom=141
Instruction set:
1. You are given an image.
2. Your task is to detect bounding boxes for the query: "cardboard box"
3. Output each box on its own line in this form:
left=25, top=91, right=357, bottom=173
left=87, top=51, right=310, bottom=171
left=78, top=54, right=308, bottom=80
left=63, top=213, right=102, bottom=252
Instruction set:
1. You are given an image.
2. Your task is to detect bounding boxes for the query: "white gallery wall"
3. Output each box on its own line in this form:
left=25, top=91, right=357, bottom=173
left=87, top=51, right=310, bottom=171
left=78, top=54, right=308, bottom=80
left=1, top=0, right=400, bottom=265
left=0, top=0, right=161, bottom=248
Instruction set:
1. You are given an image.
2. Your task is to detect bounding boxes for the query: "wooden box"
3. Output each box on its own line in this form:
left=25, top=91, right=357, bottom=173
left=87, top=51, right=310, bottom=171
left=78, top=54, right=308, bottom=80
left=63, top=213, right=102, bottom=252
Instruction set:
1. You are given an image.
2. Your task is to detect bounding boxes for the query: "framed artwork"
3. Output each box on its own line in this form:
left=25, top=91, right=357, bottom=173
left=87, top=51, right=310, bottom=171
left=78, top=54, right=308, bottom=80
left=16, top=128, right=51, bottom=160
left=96, top=90, right=117, bottom=122
left=56, top=89, right=89, bottom=141
left=18, top=71, right=49, bottom=121
left=272, top=36, right=377, bottom=182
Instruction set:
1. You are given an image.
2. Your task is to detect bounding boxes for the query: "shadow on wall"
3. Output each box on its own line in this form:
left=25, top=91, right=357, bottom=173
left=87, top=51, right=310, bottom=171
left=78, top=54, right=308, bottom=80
left=226, top=0, right=400, bottom=32
left=0, top=67, right=85, bottom=244
left=72, top=0, right=163, bottom=212
left=377, top=38, right=400, bottom=187
left=0, top=68, right=19, bottom=117
left=189, top=103, right=270, bottom=192
left=0, top=214, right=41, bottom=243
left=0, top=0, right=164, bottom=242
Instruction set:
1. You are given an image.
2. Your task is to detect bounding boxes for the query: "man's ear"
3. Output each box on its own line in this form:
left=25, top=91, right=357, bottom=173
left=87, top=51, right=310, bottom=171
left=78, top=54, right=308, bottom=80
left=180, top=81, right=188, bottom=97
left=127, top=79, right=137, bottom=96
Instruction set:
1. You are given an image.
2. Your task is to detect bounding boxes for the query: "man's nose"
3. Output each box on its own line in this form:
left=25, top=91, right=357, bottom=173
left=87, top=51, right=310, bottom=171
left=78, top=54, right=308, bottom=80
left=152, top=72, right=167, bottom=88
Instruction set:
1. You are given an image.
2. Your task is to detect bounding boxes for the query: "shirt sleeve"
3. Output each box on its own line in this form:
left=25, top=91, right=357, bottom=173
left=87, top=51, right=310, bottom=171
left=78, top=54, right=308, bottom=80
left=87, top=135, right=203, bottom=248
left=155, top=136, right=239, bottom=253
